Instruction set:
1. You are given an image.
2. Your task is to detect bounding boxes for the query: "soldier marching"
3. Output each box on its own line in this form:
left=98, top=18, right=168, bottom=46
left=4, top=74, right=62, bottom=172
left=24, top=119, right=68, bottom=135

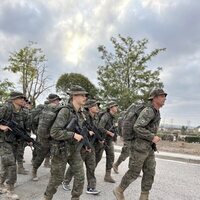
left=0, top=87, right=167, bottom=200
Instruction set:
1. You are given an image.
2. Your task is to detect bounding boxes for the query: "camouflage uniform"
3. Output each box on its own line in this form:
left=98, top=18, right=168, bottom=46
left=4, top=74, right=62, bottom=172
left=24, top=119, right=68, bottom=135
left=30, top=104, right=45, bottom=164
left=114, top=103, right=163, bottom=200
left=0, top=92, right=30, bottom=198
left=63, top=105, right=99, bottom=193
left=97, top=101, right=118, bottom=183
left=113, top=111, right=130, bottom=173
left=32, top=103, right=60, bottom=177
left=16, top=107, right=31, bottom=175
left=44, top=103, right=85, bottom=200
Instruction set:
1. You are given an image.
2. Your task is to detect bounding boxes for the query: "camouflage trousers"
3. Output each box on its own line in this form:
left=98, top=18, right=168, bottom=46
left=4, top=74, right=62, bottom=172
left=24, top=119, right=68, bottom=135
left=64, top=146, right=96, bottom=189
left=94, top=139, right=114, bottom=171
left=12, top=140, right=26, bottom=165
left=31, top=134, right=38, bottom=163
left=32, top=136, right=51, bottom=169
left=0, top=142, right=17, bottom=185
left=44, top=142, right=84, bottom=200
left=120, top=138, right=156, bottom=192
left=115, top=140, right=131, bottom=163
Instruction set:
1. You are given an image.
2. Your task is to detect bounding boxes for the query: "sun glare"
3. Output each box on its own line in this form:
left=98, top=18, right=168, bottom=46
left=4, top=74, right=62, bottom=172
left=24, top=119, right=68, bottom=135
left=142, top=0, right=169, bottom=14
left=64, top=34, right=89, bottom=66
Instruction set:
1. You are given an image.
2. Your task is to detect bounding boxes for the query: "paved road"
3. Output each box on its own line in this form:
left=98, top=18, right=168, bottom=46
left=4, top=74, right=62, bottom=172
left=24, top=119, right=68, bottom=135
left=1, top=147, right=200, bottom=200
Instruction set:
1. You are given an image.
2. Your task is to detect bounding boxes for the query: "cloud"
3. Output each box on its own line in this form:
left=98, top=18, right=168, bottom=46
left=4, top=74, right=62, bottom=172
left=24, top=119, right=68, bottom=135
left=0, top=0, right=200, bottom=126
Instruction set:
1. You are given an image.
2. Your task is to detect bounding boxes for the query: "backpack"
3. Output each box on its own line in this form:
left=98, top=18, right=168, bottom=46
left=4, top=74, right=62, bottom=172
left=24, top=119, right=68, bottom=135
left=37, top=105, right=67, bottom=138
left=31, top=105, right=45, bottom=133
left=97, top=111, right=107, bottom=123
left=122, top=103, right=158, bottom=141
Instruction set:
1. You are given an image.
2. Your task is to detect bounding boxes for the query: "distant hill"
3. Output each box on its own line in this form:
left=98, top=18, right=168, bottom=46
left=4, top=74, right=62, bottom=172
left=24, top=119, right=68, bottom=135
left=160, top=123, right=195, bottom=129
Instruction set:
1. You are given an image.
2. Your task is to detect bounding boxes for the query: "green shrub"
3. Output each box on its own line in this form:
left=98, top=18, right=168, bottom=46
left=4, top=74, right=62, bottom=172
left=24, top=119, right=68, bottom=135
left=185, top=136, right=200, bottom=143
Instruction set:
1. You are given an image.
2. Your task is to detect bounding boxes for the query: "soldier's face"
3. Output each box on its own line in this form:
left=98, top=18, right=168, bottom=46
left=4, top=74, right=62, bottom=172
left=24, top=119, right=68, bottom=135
left=155, top=94, right=166, bottom=107
left=13, top=97, right=26, bottom=107
left=74, top=94, right=87, bottom=106
left=110, top=106, right=118, bottom=114
left=90, top=105, right=99, bottom=114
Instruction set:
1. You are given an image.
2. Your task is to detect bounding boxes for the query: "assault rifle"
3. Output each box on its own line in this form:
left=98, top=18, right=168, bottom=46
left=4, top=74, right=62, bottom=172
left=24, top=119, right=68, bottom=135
left=107, top=124, right=118, bottom=142
left=82, top=120, right=105, bottom=145
left=0, top=119, right=41, bottom=150
left=152, top=143, right=158, bottom=152
left=66, top=118, right=92, bottom=152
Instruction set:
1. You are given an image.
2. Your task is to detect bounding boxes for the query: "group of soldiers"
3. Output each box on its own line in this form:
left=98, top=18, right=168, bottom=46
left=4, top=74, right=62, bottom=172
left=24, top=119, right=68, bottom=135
left=0, top=85, right=167, bottom=200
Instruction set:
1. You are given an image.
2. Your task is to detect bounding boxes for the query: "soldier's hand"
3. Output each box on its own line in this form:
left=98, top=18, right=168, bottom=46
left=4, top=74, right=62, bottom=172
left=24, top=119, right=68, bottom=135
left=107, top=131, right=114, bottom=137
left=0, top=125, right=12, bottom=132
left=89, top=131, right=95, bottom=136
left=74, top=133, right=83, bottom=142
left=85, top=146, right=92, bottom=152
left=152, top=136, right=161, bottom=144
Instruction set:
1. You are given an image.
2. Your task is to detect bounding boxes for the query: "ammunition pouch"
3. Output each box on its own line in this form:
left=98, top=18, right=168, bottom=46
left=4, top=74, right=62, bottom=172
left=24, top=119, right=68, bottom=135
left=50, top=140, right=68, bottom=157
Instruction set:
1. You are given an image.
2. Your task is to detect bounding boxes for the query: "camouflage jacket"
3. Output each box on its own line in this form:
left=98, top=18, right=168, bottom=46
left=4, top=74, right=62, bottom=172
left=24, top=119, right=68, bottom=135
left=98, top=111, right=116, bottom=138
left=50, top=103, right=84, bottom=141
left=134, top=104, right=161, bottom=142
left=30, top=104, right=45, bottom=134
left=0, top=102, right=31, bottom=142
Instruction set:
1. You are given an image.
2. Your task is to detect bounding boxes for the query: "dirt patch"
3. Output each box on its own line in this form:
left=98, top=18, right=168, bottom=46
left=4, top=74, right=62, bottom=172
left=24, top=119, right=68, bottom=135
left=157, top=141, right=200, bottom=156
left=116, top=138, right=200, bottom=156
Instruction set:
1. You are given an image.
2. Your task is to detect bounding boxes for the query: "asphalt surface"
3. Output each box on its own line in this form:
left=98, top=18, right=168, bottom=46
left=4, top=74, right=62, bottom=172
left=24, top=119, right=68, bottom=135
left=1, top=145, right=200, bottom=200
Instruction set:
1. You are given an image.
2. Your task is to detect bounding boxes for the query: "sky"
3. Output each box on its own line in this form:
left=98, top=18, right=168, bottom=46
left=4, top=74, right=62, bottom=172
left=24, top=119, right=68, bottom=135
left=0, top=0, right=200, bottom=127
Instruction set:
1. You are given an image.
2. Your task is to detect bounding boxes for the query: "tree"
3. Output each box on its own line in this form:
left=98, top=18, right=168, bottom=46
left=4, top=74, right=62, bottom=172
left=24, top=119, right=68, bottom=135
left=97, top=35, right=165, bottom=109
left=0, top=79, right=15, bottom=104
left=56, top=73, right=97, bottom=100
left=4, top=42, right=53, bottom=106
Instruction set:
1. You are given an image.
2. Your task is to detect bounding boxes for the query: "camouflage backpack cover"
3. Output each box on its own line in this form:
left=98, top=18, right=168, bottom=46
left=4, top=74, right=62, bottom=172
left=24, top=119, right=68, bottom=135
left=122, top=103, right=159, bottom=141
left=37, top=105, right=68, bottom=138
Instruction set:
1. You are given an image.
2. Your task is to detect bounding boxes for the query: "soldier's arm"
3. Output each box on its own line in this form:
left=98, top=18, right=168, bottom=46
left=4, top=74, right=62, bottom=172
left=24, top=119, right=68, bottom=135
left=24, top=110, right=32, bottom=132
left=0, top=106, right=7, bottom=119
left=50, top=107, right=75, bottom=141
left=98, top=114, right=109, bottom=135
left=133, top=107, right=155, bottom=142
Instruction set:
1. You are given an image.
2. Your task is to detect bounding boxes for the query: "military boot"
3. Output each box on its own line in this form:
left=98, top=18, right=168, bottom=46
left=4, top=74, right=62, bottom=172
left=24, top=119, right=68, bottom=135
left=104, top=170, right=116, bottom=183
left=139, top=191, right=149, bottom=200
left=41, top=193, right=52, bottom=200
left=113, top=186, right=125, bottom=200
left=5, top=183, right=19, bottom=200
left=17, top=163, right=29, bottom=175
left=43, top=157, right=51, bottom=168
left=0, top=178, right=6, bottom=194
left=32, top=167, right=38, bottom=181
left=0, top=182, right=6, bottom=194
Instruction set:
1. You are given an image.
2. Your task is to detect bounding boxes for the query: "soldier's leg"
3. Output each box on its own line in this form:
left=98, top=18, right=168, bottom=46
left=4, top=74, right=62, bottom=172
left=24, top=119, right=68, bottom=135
left=32, top=137, right=51, bottom=180
left=63, top=165, right=74, bottom=184
left=94, top=142, right=104, bottom=167
left=113, top=141, right=130, bottom=174
left=68, top=149, right=84, bottom=200
left=119, top=148, right=148, bottom=190
left=33, top=145, right=50, bottom=168
left=141, top=150, right=156, bottom=192
left=44, top=153, right=67, bottom=199
left=104, top=140, right=115, bottom=183
left=84, top=149, right=96, bottom=190
left=16, top=141, right=29, bottom=175
left=31, top=135, right=38, bottom=164
left=32, top=145, right=50, bottom=181
left=0, top=143, right=18, bottom=198
left=44, top=152, right=51, bottom=168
